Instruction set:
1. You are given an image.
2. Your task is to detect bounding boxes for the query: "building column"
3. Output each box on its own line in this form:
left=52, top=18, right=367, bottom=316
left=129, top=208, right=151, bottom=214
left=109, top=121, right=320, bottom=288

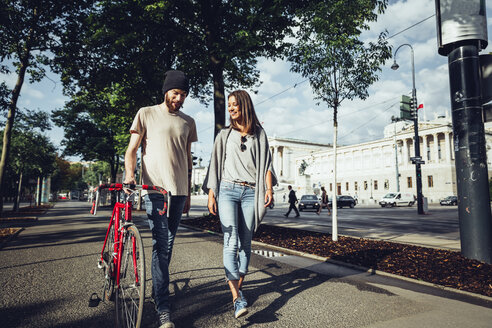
left=433, top=133, right=440, bottom=163
left=273, top=146, right=279, bottom=175
left=445, top=132, right=452, bottom=162
left=279, top=146, right=284, bottom=177
left=422, top=134, right=428, bottom=161
left=402, top=138, right=409, bottom=167
left=285, top=148, right=291, bottom=181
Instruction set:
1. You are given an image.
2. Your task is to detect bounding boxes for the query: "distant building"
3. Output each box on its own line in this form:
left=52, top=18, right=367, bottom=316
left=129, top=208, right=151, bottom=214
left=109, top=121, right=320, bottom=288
left=269, top=116, right=492, bottom=204
left=268, top=137, right=332, bottom=198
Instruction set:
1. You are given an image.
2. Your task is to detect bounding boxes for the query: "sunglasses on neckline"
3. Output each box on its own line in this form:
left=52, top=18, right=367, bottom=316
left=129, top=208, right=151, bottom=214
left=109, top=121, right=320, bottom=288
left=240, top=135, right=247, bottom=152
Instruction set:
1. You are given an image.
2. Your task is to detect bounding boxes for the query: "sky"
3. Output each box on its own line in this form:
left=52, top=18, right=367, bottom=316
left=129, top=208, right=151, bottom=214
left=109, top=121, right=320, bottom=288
left=2, top=0, right=492, bottom=164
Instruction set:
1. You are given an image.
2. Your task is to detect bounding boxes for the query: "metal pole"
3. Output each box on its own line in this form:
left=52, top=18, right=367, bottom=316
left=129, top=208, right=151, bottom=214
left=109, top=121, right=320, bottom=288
left=448, top=45, right=492, bottom=263
left=394, top=44, right=424, bottom=214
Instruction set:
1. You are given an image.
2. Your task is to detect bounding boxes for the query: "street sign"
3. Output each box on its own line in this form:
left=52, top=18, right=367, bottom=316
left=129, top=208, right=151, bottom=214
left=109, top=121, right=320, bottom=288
left=410, top=156, right=425, bottom=165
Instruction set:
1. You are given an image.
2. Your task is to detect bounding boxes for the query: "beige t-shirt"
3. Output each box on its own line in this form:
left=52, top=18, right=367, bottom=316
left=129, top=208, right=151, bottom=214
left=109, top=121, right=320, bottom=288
left=130, top=103, right=197, bottom=196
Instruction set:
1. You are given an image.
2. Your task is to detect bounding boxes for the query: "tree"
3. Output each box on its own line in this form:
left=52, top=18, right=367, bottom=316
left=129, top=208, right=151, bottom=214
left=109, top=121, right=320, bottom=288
left=53, top=0, right=302, bottom=138
left=288, top=0, right=392, bottom=240
left=50, top=156, right=71, bottom=194
left=1, top=109, right=56, bottom=210
left=0, top=0, right=89, bottom=213
left=9, top=129, right=57, bottom=210
left=52, top=88, right=129, bottom=182
left=82, top=161, right=112, bottom=188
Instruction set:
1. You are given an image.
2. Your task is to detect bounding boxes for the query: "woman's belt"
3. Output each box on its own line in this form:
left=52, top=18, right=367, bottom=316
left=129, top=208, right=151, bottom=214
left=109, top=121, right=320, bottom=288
left=222, top=179, right=256, bottom=188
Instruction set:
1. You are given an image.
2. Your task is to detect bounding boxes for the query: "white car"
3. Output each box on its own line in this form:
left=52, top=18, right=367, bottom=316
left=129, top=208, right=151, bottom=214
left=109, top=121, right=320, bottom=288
left=379, top=192, right=415, bottom=207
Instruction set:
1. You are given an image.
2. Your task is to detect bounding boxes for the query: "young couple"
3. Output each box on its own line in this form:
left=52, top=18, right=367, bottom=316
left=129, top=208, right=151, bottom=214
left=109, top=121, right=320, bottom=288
left=123, top=70, right=276, bottom=328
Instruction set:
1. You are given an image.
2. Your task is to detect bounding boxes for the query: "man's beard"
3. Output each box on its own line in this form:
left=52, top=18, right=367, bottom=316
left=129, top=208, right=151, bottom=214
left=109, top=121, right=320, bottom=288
left=165, top=95, right=182, bottom=112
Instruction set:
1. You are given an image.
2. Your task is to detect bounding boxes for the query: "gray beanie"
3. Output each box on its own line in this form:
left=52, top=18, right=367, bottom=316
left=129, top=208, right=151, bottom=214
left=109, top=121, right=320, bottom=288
left=162, top=70, right=189, bottom=95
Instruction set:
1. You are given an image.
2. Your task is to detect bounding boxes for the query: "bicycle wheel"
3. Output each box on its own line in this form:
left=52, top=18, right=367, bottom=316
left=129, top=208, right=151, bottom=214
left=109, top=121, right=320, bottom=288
left=102, top=223, right=115, bottom=302
left=115, top=224, right=146, bottom=328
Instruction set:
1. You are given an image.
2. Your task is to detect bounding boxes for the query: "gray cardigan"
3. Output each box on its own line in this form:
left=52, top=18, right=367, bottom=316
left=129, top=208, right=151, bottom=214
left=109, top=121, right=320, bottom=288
left=202, top=126, right=277, bottom=232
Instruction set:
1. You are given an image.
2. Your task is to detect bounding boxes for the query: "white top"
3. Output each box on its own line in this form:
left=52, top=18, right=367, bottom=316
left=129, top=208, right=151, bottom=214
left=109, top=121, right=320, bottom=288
left=130, top=103, right=197, bottom=195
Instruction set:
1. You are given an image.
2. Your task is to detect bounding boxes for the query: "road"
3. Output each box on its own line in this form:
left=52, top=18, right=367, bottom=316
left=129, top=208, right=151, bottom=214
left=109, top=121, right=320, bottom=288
left=188, top=196, right=461, bottom=250
left=1, top=200, right=491, bottom=328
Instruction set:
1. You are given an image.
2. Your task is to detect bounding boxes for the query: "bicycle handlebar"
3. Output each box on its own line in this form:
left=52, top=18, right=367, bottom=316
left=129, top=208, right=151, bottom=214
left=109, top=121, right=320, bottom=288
left=90, top=183, right=169, bottom=215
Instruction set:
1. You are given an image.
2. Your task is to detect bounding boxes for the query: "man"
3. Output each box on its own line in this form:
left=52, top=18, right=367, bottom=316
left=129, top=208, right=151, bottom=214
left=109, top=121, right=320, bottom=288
left=284, top=185, right=300, bottom=217
left=124, top=70, right=197, bottom=328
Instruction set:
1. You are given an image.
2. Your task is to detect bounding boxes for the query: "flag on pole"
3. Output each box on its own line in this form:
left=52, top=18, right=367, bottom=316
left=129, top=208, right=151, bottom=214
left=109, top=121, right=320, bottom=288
left=418, top=104, right=424, bottom=109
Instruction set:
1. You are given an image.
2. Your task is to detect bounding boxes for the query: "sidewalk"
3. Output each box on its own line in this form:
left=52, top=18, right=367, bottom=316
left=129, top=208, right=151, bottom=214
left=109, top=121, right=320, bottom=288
left=0, top=200, right=491, bottom=327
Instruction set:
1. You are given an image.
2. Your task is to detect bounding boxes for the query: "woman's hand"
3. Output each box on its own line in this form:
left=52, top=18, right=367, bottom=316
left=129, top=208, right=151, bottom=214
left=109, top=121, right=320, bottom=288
left=264, top=189, right=274, bottom=208
left=208, top=190, right=217, bottom=215
left=264, top=170, right=274, bottom=208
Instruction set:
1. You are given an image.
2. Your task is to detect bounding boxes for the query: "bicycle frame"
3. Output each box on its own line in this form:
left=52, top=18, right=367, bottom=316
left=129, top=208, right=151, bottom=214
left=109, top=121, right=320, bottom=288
left=101, top=199, right=134, bottom=287
left=92, top=183, right=169, bottom=288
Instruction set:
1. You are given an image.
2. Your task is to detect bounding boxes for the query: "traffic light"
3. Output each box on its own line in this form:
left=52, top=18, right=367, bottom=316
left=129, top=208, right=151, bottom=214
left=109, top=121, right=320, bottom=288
left=192, top=155, right=198, bottom=166
left=400, top=95, right=413, bottom=120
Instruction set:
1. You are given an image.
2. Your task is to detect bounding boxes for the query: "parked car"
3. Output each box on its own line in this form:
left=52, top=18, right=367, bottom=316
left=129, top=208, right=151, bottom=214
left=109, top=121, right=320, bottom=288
left=379, top=192, right=415, bottom=207
left=298, top=195, right=320, bottom=211
left=328, top=195, right=356, bottom=208
left=440, top=195, right=458, bottom=206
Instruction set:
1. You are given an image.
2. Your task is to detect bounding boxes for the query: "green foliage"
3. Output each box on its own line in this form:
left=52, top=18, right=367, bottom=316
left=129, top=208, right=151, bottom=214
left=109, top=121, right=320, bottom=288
left=0, top=0, right=91, bottom=210
left=0, top=82, right=9, bottom=111
left=52, top=87, right=130, bottom=182
left=6, top=108, right=56, bottom=177
left=0, top=1, right=91, bottom=82
left=0, top=109, right=57, bottom=198
left=50, top=156, right=72, bottom=192
left=82, top=161, right=111, bottom=188
left=9, top=129, right=57, bottom=177
left=53, top=0, right=303, bottom=137
left=289, top=0, right=392, bottom=120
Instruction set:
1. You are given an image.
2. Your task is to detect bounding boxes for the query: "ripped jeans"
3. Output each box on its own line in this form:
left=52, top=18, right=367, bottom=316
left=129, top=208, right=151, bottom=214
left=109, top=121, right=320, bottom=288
left=218, top=180, right=255, bottom=281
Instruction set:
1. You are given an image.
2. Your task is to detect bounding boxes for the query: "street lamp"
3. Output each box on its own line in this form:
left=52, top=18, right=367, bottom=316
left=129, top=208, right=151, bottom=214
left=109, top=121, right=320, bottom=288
left=392, top=43, right=424, bottom=215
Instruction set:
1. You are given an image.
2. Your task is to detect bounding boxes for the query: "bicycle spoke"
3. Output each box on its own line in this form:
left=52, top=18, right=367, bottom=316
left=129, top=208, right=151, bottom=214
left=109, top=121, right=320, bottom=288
left=115, top=225, right=145, bottom=328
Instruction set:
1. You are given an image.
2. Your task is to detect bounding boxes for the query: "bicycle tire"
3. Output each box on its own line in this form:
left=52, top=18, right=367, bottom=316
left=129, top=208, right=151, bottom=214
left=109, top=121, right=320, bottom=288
left=103, top=224, right=116, bottom=302
left=115, top=224, right=146, bottom=328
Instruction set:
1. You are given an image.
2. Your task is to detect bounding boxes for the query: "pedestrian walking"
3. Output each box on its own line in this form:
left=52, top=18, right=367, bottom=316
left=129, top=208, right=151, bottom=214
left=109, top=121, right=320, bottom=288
left=284, top=185, right=300, bottom=217
left=203, top=89, right=276, bottom=319
left=123, top=70, right=198, bottom=328
left=317, top=186, right=330, bottom=215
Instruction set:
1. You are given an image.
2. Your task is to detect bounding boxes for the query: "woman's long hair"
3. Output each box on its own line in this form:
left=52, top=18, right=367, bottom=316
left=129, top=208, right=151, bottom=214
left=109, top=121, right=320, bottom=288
left=228, top=90, right=261, bottom=135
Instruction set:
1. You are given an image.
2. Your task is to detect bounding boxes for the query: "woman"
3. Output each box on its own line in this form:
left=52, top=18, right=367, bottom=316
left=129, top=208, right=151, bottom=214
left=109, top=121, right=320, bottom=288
left=203, top=90, right=277, bottom=319
left=317, top=186, right=330, bottom=215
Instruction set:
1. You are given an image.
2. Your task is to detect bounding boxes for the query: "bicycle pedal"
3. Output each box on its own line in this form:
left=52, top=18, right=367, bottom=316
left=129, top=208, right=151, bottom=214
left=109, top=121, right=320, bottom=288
left=88, top=293, right=101, bottom=307
left=97, top=259, right=106, bottom=269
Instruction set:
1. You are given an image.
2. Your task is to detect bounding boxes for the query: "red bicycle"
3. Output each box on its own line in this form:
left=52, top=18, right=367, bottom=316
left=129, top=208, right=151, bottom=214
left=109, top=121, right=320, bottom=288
left=91, top=183, right=168, bottom=328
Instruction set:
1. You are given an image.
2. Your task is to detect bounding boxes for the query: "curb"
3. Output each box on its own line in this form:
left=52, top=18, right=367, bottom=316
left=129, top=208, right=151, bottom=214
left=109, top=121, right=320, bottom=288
left=180, top=223, right=492, bottom=303
left=0, top=217, right=38, bottom=223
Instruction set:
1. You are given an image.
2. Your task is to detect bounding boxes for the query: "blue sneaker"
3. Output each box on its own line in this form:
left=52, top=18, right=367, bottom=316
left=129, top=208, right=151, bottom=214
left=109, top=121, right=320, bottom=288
left=234, top=298, right=248, bottom=318
left=238, top=289, right=247, bottom=306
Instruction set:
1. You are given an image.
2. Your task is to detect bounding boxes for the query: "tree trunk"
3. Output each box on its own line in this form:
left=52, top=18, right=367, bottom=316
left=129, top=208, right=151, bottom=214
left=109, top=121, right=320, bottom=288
left=212, top=63, right=226, bottom=138
left=36, top=176, right=42, bottom=207
left=0, top=17, right=35, bottom=214
left=332, top=118, right=338, bottom=242
left=13, top=171, right=23, bottom=212
left=0, top=56, right=30, bottom=214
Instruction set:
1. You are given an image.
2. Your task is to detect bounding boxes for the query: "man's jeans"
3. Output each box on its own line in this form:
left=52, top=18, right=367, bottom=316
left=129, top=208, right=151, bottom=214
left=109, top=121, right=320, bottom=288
left=144, top=193, right=186, bottom=313
left=218, top=180, right=255, bottom=281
